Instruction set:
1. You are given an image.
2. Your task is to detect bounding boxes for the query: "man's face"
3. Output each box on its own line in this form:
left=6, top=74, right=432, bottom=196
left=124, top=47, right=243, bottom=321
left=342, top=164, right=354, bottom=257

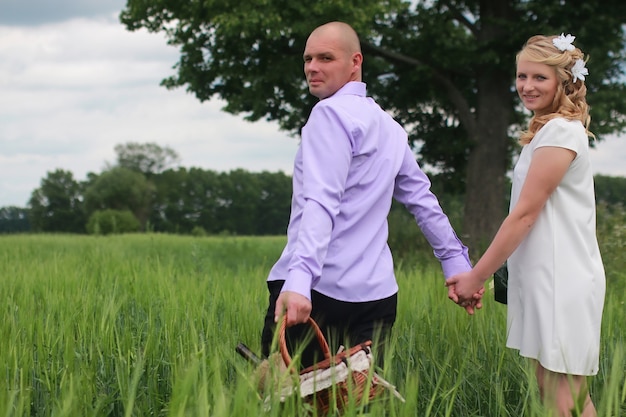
left=303, top=31, right=358, bottom=100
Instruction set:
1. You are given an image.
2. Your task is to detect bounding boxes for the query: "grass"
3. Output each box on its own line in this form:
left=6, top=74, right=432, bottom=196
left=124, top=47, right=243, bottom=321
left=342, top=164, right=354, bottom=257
left=0, top=233, right=624, bottom=416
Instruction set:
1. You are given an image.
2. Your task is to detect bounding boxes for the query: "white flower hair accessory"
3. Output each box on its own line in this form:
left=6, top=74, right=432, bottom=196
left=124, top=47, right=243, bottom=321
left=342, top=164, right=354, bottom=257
left=571, top=59, right=589, bottom=83
left=551, top=33, right=589, bottom=83
left=553, top=33, right=576, bottom=51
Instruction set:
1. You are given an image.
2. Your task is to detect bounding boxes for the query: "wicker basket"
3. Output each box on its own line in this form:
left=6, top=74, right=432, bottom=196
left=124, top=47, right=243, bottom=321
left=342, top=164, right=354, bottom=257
left=266, top=317, right=403, bottom=415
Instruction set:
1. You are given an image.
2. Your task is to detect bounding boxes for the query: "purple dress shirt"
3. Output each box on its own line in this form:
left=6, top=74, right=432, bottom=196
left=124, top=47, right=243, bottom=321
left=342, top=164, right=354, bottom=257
left=267, top=81, right=471, bottom=302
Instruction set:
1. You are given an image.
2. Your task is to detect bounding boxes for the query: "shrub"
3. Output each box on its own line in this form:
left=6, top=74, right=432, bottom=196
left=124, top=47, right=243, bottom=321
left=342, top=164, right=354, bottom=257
left=191, top=226, right=207, bottom=237
left=86, top=209, right=141, bottom=235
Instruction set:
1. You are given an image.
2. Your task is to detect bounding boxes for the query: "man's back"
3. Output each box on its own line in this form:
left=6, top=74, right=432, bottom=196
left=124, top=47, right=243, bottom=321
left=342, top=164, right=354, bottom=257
left=272, top=81, right=409, bottom=302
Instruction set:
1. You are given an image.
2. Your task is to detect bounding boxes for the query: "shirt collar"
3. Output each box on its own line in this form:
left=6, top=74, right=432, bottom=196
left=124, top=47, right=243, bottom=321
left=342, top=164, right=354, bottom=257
left=329, top=81, right=366, bottom=98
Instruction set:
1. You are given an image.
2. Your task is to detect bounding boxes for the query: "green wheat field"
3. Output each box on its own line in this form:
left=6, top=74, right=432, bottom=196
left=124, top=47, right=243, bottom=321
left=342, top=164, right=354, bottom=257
left=1, top=234, right=624, bottom=416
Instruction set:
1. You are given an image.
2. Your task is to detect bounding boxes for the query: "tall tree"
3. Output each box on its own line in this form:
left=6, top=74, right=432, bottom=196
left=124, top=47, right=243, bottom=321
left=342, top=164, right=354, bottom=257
left=215, top=169, right=261, bottom=235
left=0, top=206, right=30, bottom=233
left=113, top=142, right=181, bottom=177
left=150, top=167, right=222, bottom=233
left=120, top=0, right=626, bottom=249
left=28, top=169, right=85, bottom=233
left=83, top=167, right=154, bottom=229
left=255, top=171, right=292, bottom=235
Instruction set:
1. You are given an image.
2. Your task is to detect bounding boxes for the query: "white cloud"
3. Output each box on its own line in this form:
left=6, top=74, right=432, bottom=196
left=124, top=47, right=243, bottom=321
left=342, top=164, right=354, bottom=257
left=0, top=17, right=298, bottom=207
left=589, top=134, right=626, bottom=177
left=0, top=0, right=126, bottom=26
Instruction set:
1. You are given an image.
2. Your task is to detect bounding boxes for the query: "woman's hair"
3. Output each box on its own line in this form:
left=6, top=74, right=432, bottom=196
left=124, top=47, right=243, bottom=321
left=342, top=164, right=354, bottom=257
left=516, top=35, right=593, bottom=144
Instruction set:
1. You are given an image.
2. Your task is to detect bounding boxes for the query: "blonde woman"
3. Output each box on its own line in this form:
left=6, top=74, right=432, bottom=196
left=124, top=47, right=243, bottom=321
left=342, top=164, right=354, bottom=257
left=448, top=34, right=605, bottom=417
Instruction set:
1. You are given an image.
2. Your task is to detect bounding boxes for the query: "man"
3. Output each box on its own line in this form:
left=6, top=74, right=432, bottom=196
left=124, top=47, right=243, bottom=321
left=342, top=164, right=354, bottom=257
left=261, top=21, right=477, bottom=367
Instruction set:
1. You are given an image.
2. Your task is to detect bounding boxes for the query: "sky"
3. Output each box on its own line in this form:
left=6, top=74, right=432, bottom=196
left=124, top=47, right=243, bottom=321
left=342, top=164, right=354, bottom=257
left=0, top=0, right=299, bottom=208
left=1, top=1, right=625, bottom=208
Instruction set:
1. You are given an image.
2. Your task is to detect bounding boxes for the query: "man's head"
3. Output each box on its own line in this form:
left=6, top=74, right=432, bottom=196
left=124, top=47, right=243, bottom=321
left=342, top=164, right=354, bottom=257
left=303, top=22, right=363, bottom=100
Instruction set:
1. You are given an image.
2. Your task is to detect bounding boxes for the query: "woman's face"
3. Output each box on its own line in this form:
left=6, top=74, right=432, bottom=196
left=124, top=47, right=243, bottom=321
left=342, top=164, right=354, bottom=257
left=516, top=59, right=559, bottom=116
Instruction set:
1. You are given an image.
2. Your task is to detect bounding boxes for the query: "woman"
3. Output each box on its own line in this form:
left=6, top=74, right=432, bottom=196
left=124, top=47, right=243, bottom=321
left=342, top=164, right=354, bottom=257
left=447, top=34, right=605, bottom=416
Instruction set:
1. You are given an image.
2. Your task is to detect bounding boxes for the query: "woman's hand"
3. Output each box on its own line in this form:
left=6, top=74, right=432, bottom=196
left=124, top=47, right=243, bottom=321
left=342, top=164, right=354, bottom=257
left=446, top=271, right=487, bottom=314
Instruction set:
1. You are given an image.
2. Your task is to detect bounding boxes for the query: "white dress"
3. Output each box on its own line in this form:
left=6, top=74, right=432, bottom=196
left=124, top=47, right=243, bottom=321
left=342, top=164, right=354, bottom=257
left=507, top=118, right=606, bottom=375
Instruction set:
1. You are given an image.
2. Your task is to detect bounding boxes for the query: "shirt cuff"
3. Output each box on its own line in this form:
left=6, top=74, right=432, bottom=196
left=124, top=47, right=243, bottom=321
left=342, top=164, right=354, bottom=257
left=441, top=255, right=473, bottom=279
left=280, top=269, right=313, bottom=300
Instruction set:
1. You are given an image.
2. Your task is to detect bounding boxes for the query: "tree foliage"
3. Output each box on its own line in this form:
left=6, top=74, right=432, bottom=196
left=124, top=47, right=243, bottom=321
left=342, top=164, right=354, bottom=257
left=28, top=169, right=85, bottom=233
left=21, top=141, right=293, bottom=237
left=594, top=174, right=626, bottom=207
left=120, top=0, right=626, bottom=250
left=83, top=167, right=154, bottom=229
left=150, top=167, right=221, bottom=233
left=86, top=209, right=141, bottom=235
left=112, top=142, right=181, bottom=177
left=149, top=167, right=291, bottom=235
left=0, top=206, right=30, bottom=233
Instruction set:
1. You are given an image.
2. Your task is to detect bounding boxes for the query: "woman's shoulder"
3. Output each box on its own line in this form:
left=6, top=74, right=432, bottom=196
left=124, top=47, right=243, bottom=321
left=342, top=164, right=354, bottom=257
left=536, top=117, right=585, bottom=141
left=542, top=117, right=585, bottom=134
left=531, top=118, right=587, bottom=153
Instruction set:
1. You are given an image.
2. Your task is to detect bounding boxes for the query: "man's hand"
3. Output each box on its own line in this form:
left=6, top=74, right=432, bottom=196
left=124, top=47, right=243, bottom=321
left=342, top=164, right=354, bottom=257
left=446, top=270, right=487, bottom=306
left=274, top=291, right=312, bottom=326
left=447, top=281, right=485, bottom=315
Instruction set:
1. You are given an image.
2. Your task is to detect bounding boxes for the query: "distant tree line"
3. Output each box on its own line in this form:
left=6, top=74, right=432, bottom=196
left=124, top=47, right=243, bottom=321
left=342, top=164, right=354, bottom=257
left=0, top=206, right=30, bottom=233
left=0, top=143, right=293, bottom=235
left=594, top=175, right=626, bottom=208
left=0, top=142, right=625, bottom=235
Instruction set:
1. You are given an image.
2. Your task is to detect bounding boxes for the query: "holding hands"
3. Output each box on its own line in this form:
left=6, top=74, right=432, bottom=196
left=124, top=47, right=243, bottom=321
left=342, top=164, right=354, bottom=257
left=446, top=270, right=488, bottom=315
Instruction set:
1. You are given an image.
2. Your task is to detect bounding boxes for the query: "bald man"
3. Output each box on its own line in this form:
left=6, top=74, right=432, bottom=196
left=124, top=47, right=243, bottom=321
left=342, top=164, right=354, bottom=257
left=261, top=21, right=474, bottom=367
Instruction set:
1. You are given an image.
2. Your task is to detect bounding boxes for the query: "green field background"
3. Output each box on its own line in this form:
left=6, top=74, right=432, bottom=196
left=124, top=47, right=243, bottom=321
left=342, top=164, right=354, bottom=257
left=1, top=234, right=624, bottom=416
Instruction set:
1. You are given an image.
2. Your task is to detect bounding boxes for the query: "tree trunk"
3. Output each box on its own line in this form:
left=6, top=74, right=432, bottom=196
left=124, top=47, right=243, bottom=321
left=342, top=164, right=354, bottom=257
left=463, top=74, right=511, bottom=256
left=463, top=0, right=516, bottom=256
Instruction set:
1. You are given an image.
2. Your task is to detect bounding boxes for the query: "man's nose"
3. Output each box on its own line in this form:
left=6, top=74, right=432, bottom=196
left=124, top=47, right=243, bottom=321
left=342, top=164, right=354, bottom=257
left=306, top=58, right=320, bottom=71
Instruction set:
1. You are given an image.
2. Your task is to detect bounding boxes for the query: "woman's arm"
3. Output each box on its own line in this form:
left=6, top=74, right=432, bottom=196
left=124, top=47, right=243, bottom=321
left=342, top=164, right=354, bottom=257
left=447, top=145, right=575, bottom=300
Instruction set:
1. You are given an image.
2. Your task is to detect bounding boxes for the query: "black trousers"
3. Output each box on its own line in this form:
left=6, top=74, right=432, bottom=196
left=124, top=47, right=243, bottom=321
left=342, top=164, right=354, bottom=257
left=261, top=280, right=397, bottom=369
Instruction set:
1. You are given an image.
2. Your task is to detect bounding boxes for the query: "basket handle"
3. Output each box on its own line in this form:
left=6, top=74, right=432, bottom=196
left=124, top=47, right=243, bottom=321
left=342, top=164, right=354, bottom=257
left=279, top=316, right=331, bottom=366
